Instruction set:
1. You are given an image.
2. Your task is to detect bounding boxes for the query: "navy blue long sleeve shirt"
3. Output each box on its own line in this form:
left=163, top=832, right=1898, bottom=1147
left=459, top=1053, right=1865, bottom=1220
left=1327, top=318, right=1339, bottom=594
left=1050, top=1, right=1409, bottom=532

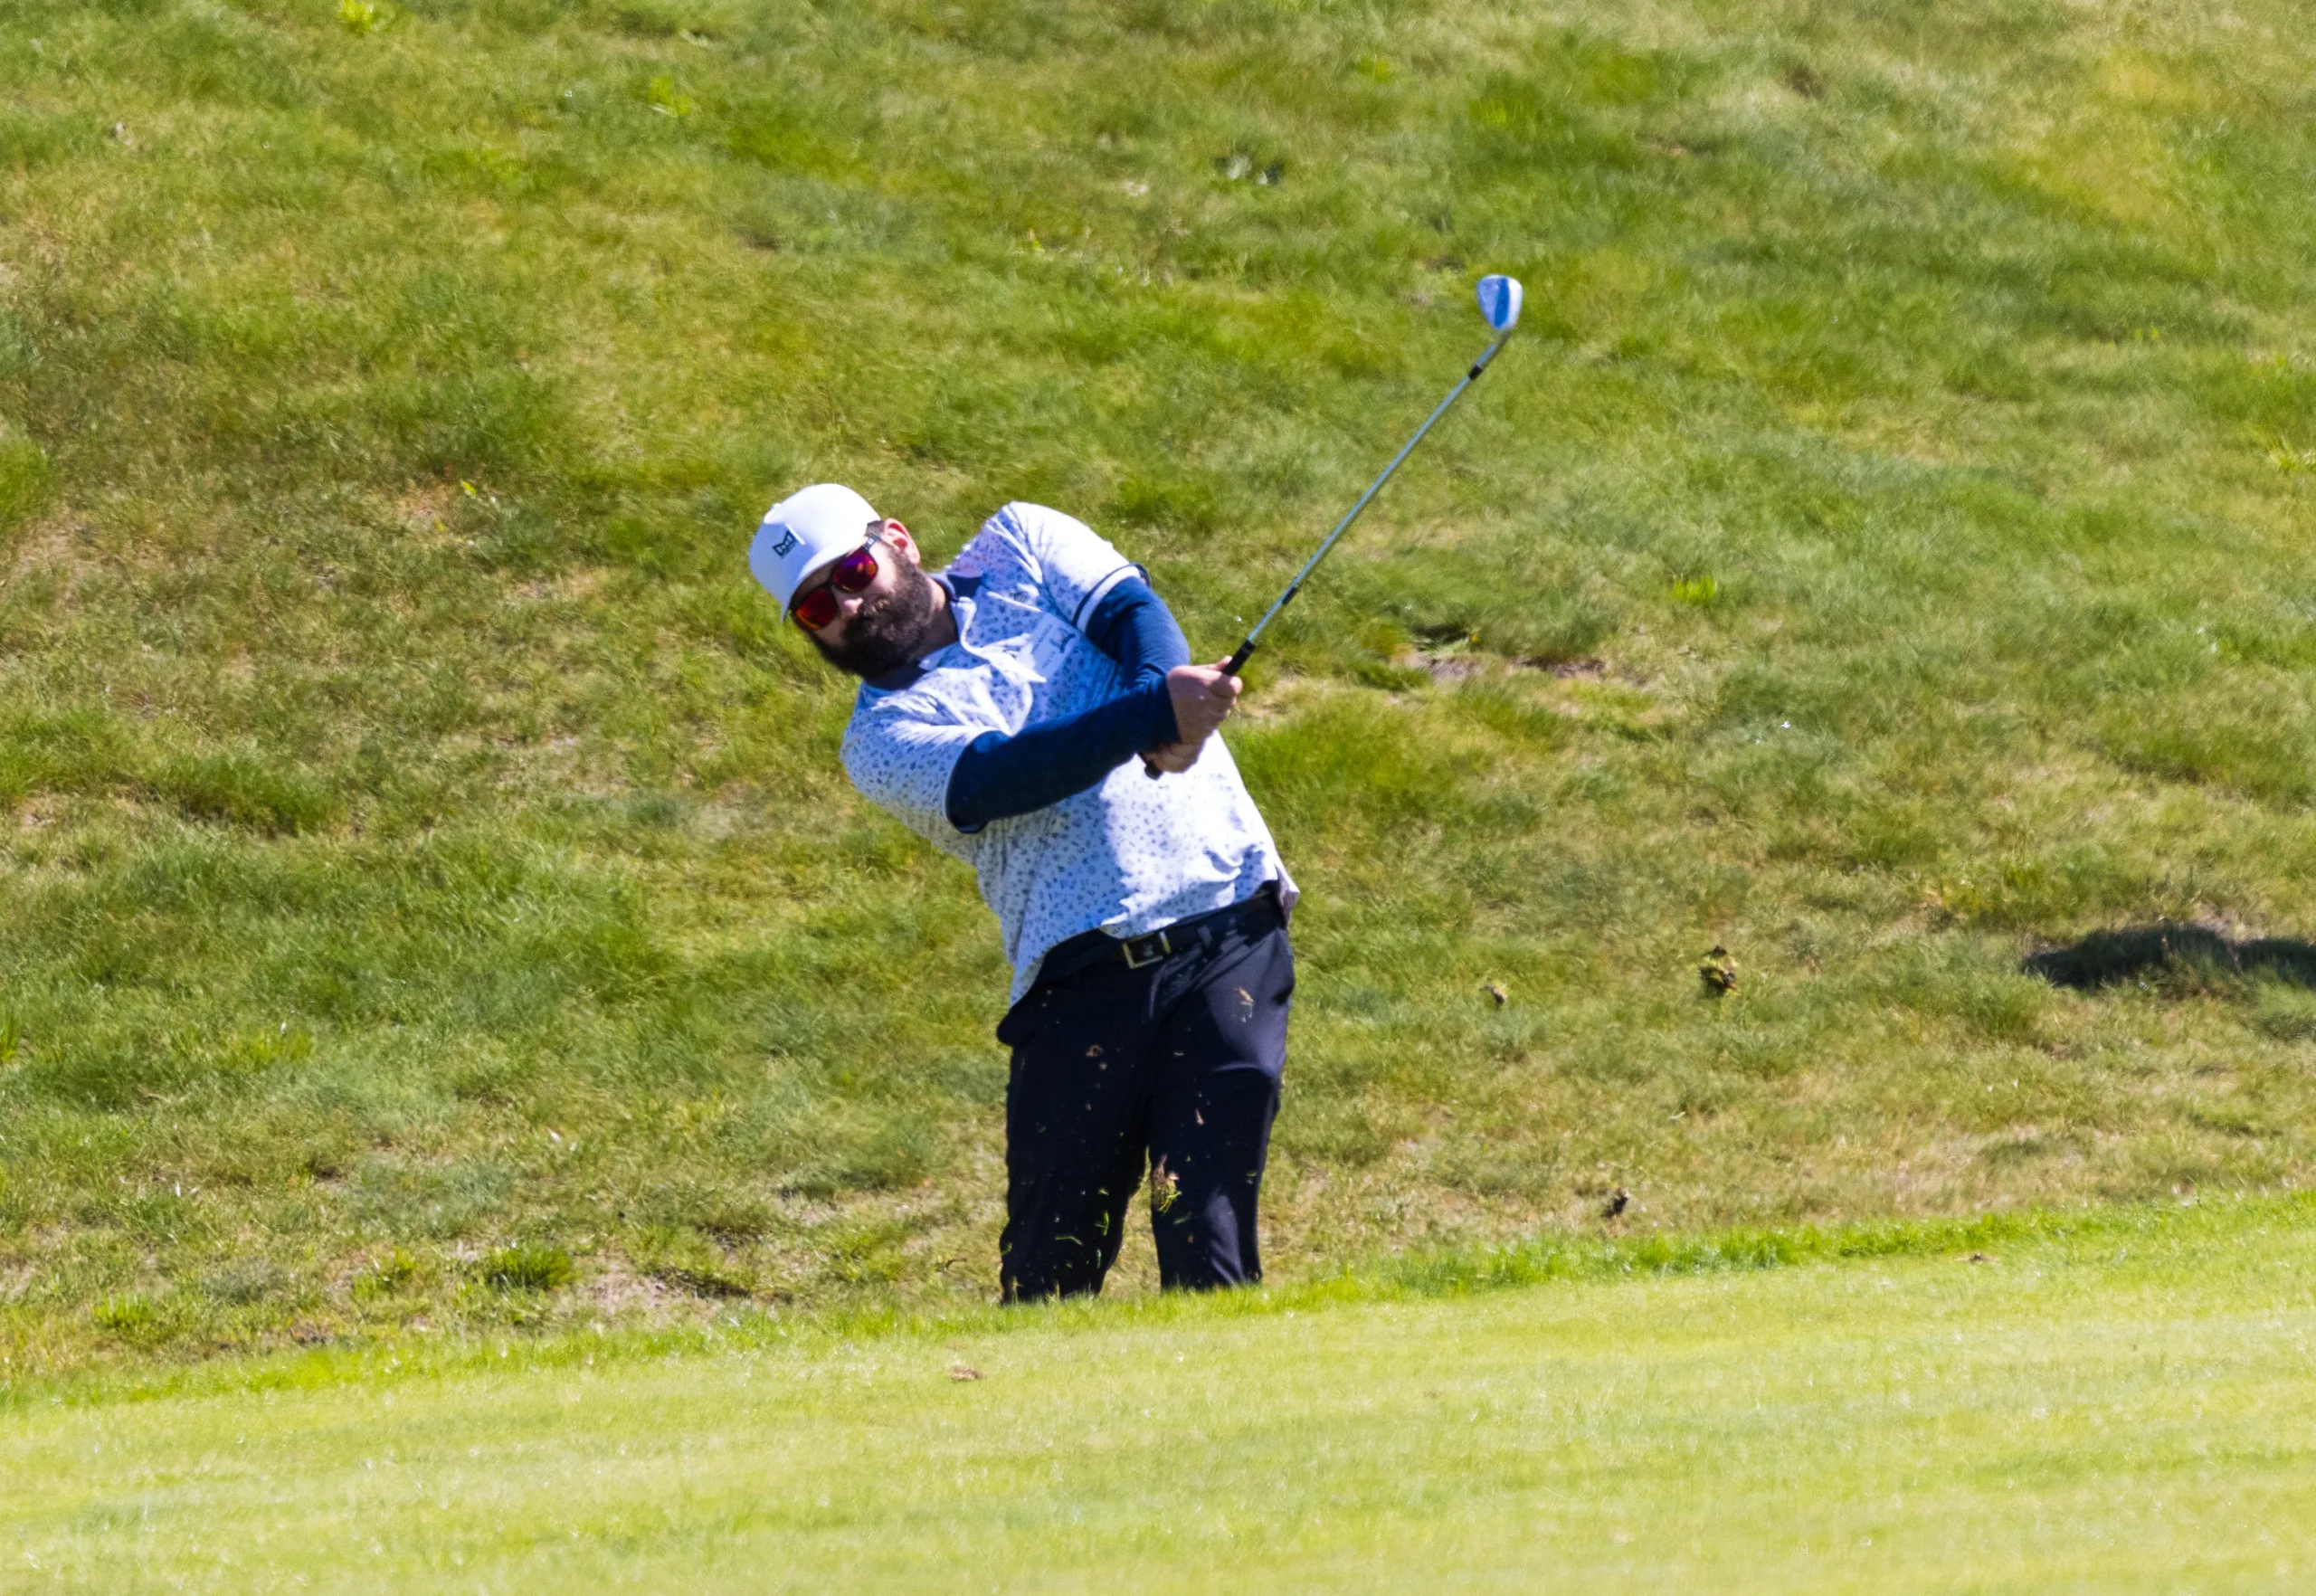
left=944, top=577, right=1192, bottom=831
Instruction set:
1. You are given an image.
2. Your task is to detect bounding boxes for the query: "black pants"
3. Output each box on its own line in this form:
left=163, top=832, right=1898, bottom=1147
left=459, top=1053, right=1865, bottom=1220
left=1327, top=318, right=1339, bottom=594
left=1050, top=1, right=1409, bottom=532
left=995, top=895, right=1293, bottom=1301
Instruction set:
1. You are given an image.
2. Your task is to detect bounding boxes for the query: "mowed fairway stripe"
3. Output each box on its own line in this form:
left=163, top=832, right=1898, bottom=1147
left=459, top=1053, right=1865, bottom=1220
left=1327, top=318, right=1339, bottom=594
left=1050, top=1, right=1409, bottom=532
left=4, top=1211, right=2313, bottom=1593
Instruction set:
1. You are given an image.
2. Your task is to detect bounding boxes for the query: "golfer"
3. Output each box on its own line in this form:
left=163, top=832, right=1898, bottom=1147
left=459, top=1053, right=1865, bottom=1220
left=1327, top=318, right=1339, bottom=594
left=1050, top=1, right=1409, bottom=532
left=750, top=485, right=1296, bottom=1300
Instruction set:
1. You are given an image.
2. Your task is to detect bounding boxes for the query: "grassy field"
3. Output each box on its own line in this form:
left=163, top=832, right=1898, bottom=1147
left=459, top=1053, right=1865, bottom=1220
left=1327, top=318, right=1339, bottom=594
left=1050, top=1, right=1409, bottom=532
left=5, top=0, right=2316, bottom=1374
left=4, top=1197, right=2313, bottom=1591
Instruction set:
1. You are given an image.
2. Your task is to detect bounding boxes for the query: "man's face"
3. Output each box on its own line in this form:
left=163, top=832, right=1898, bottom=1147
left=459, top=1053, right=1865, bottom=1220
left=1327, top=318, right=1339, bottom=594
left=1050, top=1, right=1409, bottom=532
left=796, top=521, right=942, bottom=679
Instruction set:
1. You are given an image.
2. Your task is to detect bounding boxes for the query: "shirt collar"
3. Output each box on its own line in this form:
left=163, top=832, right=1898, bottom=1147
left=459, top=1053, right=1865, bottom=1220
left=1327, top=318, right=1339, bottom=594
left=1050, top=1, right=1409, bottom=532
left=862, top=571, right=979, bottom=692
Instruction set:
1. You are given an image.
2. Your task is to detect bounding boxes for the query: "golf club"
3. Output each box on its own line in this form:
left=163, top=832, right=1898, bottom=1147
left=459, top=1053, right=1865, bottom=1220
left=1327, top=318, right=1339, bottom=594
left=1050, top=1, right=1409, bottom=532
left=1147, top=272, right=1524, bottom=776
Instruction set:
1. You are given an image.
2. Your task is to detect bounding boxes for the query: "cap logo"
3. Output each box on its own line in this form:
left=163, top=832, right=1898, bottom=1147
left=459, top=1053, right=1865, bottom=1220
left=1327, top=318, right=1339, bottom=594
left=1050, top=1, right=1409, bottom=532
left=768, top=527, right=798, bottom=558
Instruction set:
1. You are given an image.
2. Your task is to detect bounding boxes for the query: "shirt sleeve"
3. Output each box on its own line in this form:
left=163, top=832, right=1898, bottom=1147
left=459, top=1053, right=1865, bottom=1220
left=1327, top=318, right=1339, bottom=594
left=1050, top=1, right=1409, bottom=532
left=1083, top=577, right=1192, bottom=689
left=944, top=682, right=1177, bottom=831
left=942, top=577, right=1193, bottom=832
left=840, top=693, right=983, bottom=848
left=993, top=503, right=1143, bottom=632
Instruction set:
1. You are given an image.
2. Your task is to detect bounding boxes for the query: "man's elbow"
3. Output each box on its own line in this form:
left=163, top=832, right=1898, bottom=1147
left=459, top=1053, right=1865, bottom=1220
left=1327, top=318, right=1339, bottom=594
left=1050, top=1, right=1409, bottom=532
left=944, top=733, right=1009, bottom=831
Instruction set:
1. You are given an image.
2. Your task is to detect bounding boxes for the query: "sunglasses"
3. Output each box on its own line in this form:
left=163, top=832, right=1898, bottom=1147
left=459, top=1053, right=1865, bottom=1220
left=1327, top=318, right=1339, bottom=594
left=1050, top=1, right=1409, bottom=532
left=790, top=541, right=880, bottom=631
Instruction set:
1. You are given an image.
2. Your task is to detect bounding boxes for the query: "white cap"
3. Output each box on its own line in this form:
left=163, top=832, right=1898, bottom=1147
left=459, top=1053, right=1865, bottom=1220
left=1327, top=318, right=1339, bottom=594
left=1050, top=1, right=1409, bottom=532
left=750, top=483, right=882, bottom=613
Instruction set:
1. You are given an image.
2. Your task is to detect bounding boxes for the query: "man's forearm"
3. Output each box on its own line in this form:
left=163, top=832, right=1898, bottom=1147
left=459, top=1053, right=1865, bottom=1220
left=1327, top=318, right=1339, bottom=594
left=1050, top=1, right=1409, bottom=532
left=1087, top=578, right=1191, bottom=687
left=942, top=578, right=1194, bottom=831
left=944, top=682, right=1177, bottom=831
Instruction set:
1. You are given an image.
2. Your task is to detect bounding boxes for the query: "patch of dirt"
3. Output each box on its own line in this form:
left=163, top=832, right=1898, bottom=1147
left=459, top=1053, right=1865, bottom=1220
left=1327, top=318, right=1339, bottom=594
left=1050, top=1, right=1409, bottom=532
left=388, top=482, right=460, bottom=545
left=579, top=1253, right=689, bottom=1321
left=1407, top=651, right=1609, bottom=683
left=1413, top=651, right=1484, bottom=682
left=645, top=1260, right=756, bottom=1301
left=511, top=567, right=610, bottom=604
left=390, top=480, right=455, bottom=521
left=5, top=515, right=92, bottom=584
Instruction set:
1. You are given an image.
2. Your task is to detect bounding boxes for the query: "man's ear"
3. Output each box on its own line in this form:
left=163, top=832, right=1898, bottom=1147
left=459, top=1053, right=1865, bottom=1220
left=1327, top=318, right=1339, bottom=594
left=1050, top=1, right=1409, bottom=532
left=881, top=518, right=924, bottom=566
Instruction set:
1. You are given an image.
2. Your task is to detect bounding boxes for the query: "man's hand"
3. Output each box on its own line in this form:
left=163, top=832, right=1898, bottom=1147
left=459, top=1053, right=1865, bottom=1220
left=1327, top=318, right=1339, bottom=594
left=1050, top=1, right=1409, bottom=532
left=1166, top=661, right=1241, bottom=746
left=1142, top=661, right=1240, bottom=775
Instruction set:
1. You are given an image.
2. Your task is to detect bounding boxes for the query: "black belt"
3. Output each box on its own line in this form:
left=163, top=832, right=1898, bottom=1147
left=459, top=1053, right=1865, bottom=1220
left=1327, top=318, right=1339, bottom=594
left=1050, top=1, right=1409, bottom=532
left=1033, top=886, right=1284, bottom=989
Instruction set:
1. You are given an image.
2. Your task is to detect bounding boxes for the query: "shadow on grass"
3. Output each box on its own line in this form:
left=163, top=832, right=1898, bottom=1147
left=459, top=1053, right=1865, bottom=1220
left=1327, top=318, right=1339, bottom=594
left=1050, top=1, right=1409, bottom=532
left=2023, top=922, right=2316, bottom=991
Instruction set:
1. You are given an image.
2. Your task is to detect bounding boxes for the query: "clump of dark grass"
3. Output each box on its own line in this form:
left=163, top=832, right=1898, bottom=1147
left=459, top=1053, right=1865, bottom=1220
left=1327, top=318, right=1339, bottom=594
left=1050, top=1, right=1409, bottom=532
left=479, top=1245, right=576, bottom=1295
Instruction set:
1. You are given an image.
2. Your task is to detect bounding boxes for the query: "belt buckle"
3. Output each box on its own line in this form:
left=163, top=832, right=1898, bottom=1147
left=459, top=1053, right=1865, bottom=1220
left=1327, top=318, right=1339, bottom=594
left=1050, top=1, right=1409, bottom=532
left=1121, top=929, right=1171, bottom=970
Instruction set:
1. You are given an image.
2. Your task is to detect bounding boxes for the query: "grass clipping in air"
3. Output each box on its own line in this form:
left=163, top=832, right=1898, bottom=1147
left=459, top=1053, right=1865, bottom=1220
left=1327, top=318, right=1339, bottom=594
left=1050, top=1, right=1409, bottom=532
left=3, top=0, right=2316, bottom=1375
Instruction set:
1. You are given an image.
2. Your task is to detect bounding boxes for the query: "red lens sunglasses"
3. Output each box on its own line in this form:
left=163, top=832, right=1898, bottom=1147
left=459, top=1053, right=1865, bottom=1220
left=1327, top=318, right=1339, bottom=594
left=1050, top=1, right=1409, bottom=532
left=789, top=542, right=879, bottom=631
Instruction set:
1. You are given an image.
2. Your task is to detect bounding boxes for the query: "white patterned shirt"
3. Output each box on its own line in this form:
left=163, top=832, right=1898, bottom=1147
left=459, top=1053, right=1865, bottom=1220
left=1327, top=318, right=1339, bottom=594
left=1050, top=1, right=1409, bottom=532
left=840, top=502, right=1296, bottom=1004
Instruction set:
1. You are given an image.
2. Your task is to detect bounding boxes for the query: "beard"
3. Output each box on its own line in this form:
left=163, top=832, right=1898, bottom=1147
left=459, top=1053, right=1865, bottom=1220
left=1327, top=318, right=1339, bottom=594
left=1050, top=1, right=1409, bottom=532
left=807, top=556, right=944, bottom=679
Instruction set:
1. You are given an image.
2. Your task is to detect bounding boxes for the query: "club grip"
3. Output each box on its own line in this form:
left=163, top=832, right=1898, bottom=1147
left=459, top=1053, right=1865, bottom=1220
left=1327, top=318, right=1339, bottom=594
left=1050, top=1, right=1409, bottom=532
left=1146, top=640, right=1259, bottom=778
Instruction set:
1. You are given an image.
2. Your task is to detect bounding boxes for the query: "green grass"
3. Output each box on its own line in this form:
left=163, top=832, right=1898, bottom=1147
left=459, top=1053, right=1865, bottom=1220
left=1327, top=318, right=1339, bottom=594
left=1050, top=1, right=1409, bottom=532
left=5, top=0, right=2316, bottom=1374
left=5, top=1197, right=2314, bottom=1591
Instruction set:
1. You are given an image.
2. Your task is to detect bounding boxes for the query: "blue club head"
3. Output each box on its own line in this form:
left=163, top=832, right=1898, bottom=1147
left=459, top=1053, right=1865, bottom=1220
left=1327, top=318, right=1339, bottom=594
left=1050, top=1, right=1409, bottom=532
left=1476, top=273, right=1523, bottom=335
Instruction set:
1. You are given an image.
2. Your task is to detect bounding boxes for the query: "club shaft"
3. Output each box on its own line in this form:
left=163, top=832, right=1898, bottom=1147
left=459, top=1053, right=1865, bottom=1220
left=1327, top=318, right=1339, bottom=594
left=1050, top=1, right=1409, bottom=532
left=1146, top=325, right=1513, bottom=777
left=1222, top=330, right=1513, bottom=678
